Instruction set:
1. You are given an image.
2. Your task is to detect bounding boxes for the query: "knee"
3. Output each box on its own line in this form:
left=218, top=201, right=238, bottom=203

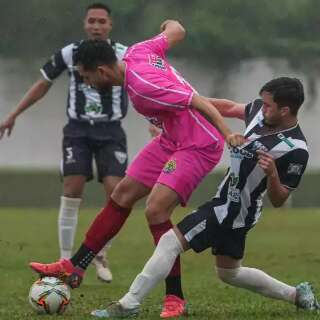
left=216, top=267, right=239, bottom=284
left=111, top=181, right=135, bottom=207
left=145, top=199, right=164, bottom=224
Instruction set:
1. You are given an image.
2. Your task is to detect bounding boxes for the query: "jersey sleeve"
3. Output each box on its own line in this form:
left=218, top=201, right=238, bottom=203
left=244, top=99, right=263, bottom=127
left=277, top=148, right=309, bottom=190
left=40, top=43, right=74, bottom=81
left=135, top=33, right=169, bottom=58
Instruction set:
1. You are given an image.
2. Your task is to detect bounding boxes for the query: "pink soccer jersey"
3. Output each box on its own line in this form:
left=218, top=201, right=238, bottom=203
left=123, top=33, right=224, bottom=150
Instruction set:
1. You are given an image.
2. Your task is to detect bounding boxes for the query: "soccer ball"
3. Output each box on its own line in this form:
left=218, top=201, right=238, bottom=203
left=28, top=277, right=71, bottom=314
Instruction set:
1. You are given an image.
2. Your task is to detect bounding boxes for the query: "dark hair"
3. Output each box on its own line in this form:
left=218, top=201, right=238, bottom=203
left=74, top=40, right=117, bottom=70
left=86, top=3, right=111, bottom=15
left=259, top=77, right=304, bottom=115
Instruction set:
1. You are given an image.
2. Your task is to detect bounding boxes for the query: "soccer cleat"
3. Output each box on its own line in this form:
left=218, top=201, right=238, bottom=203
left=91, top=301, right=139, bottom=318
left=160, top=295, right=187, bottom=318
left=295, top=282, right=320, bottom=310
left=29, top=259, right=84, bottom=289
left=92, top=253, right=113, bottom=283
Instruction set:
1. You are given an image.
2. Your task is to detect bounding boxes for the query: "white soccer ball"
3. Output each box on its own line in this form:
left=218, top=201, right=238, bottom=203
left=28, top=277, right=71, bottom=315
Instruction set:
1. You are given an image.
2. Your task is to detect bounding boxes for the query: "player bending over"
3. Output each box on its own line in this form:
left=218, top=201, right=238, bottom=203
left=90, top=77, right=319, bottom=318
left=29, top=19, right=245, bottom=318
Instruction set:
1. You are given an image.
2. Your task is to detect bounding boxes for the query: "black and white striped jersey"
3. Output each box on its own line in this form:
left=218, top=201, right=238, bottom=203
left=212, top=99, right=309, bottom=229
left=40, top=40, right=128, bottom=122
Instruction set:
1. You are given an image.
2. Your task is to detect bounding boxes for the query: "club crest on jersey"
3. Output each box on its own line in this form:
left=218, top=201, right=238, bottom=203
left=163, top=159, right=176, bottom=173
left=287, top=163, right=303, bottom=175
left=148, top=54, right=167, bottom=71
left=114, top=151, right=127, bottom=164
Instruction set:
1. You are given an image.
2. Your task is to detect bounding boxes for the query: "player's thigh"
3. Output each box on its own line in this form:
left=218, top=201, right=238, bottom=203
left=215, top=255, right=242, bottom=269
left=157, top=145, right=220, bottom=206
left=94, top=139, right=128, bottom=182
left=126, top=136, right=172, bottom=189
left=111, top=175, right=151, bottom=208
left=62, top=136, right=93, bottom=181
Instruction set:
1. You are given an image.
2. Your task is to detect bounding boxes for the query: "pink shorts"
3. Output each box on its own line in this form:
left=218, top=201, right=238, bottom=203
left=126, top=137, right=223, bottom=206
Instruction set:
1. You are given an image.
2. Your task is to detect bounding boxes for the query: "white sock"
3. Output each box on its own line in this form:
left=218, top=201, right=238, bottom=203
left=58, top=196, right=81, bottom=259
left=216, top=267, right=296, bottom=303
left=119, top=229, right=183, bottom=309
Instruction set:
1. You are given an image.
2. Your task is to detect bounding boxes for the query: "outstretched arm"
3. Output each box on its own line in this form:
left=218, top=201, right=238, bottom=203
left=0, top=78, right=52, bottom=139
left=191, top=94, right=245, bottom=147
left=207, top=98, right=246, bottom=120
left=160, top=20, right=186, bottom=49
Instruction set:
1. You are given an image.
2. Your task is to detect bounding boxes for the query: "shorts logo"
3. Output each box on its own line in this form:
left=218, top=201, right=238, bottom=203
left=148, top=54, right=167, bottom=71
left=163, top=159, right=176, bottom=174
left=114, top=151, right=127, bottom=164
left=287, top=163, right=303, bottom=175
left=65, top=147, right=76, bottom=164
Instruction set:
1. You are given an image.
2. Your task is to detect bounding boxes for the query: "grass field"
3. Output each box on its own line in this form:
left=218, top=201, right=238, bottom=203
left=1, top=207, right=320, bottom=320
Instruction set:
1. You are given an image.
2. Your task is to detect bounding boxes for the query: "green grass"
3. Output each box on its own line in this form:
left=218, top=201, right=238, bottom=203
left=0, top=207, right=320, bottom=319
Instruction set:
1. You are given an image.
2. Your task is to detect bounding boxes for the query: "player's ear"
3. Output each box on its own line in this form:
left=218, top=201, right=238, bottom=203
left=280, top=106, right=290, bottom=116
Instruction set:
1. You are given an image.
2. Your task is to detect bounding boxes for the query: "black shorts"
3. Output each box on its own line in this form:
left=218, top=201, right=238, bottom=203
left=61, top=121, right=128, bottom=182
left=177, top=200, right=250, bottom=259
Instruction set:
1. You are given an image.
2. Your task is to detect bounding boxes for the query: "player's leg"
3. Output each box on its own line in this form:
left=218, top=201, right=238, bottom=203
left=90, top=201, right=215, bottom=318
left=92, top=138, right=128, bottom=283
left=91, top=226, right=189, bottom=318
left=214, top=236, right=319, bottom=309
left=59, top=136, right=93, bottom=259
left=30, top=138, right=167, bottom=287
left=146, top=144, right=223, bottom=318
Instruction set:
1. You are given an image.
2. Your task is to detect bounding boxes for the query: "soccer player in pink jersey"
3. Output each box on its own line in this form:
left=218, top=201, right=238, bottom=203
left=30, top=20, right=245, bottom=318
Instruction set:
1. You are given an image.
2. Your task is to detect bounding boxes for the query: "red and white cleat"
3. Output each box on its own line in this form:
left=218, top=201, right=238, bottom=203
left=160, top=295, right=187, bottom=318
left=29, top=259, right=84, bottom=289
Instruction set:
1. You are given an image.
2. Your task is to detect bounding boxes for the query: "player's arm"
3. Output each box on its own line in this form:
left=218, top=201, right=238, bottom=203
left=160, top=20, right=186, bottom=49
left=191, top=94, right=245, bottom=147
left=0, top=78, right=52, bottom=139
left=207, top=98, right=246, bottom=120
left=256, top=150, right=290, bottom=207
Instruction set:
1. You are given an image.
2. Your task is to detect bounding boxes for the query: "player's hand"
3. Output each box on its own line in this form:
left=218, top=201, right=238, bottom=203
left=148, top=124, right=162, bottom=138
left=0, top=115, right=16, bottom=139
left=226, top=133, right=246, bottom=147
left=257, top=150, right=277, bottom=176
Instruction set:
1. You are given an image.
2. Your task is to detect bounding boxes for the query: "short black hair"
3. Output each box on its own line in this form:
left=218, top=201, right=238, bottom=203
left=86, top=3, right=111, bottom=15
left=74, top=39, right=117, bottom=70
left=259, top=77, right=304, bottom=115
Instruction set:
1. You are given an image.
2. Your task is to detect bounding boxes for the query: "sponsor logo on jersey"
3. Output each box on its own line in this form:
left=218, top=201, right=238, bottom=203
left=287, top=163, right=303, bottom=175
left=85, top=102, right=103, bottom=115
left=114, top=151, right=127, bottom=164
left=148, top=54, right=167, bottom=71
left=230, top=147, right=255, bottom=160
left=163, top=159, right=177, bottom=173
